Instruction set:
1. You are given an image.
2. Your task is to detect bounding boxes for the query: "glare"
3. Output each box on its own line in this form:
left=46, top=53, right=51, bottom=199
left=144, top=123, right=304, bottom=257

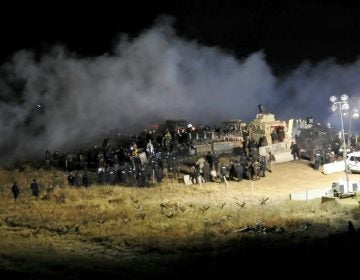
left=331, top=104, right=338, bottom=112
left=330, top=96, right=337, bottom=102
left=341, top=94, right=349, bottom=101
left=342, top=103, right=350, bottom=110
left=353, top=108, right=360, bottom=119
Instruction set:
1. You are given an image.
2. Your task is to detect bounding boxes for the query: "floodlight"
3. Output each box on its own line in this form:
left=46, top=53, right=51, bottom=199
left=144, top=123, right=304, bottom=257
left=330, top=96, right=337, bottom=102
left=341, top=94, right=349, bottom=101
left=342, top=103, right=350, bottom=110
left=331, top=104, right=338, bottom=112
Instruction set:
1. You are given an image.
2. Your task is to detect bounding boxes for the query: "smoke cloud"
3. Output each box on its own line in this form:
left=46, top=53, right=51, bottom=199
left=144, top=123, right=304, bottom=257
left=0, top=16, right=359, bottom=163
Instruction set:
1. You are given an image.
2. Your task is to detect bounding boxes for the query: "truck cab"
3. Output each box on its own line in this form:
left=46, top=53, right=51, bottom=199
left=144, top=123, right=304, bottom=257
left=346, top=151, right=360, bottom=173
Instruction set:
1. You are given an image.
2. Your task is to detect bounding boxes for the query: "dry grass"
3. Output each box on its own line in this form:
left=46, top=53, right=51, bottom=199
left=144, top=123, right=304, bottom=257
left=1, top=160, right=360, bottom=278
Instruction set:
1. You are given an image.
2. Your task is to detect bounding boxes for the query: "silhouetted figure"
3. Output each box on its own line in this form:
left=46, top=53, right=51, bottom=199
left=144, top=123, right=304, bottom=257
left=290, top=141, right=300, bottom=160
left=11, top=181, right=20, bottom=200
left=258, top=104, right=265, bottom=113
left=83, top=173, right=89, bottom=188
left=68, top=173, right=75, bottom=186
left=314, top=150, right=322, bottom=170
left=30, top=179, right=40, bottom=197
left=45, top=150, right=51, bottom=165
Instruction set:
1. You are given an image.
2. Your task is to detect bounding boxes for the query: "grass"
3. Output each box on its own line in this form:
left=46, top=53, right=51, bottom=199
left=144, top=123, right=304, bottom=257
left=1, top=166, right=360, bottom=279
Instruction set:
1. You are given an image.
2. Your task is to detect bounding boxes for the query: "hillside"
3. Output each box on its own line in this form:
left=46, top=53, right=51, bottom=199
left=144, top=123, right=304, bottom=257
left=1, top=159, right=360, bottom=279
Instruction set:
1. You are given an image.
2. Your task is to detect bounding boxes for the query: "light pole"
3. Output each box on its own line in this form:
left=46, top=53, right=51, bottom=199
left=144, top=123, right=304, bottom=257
left=346, top=107, right=359, bottom=148
left=330, top=94, right=350, bottom=192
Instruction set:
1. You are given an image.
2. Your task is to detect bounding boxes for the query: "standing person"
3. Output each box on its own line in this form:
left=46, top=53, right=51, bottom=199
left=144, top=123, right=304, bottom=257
left=228, top=160, right=236, bottom=181
left=314, top=150, right=322, bottom=170
left=219, top=163, right=227, bottom=183
left=202, top=161, right=211, bottom=182
left=290, top=141, right=300, bottom=160
left=267, top=152, right=276, bottom=173
left=259, top=156, right=267, bottom=177
left=146, top=139, right=155, bottom=157
left=82, top=173, right=89, bottom=188
left=30, top=179, right=40, bottom=197
left=234, top=161, right=244, bottom=182
left=11, top=181, right=20, bottom=200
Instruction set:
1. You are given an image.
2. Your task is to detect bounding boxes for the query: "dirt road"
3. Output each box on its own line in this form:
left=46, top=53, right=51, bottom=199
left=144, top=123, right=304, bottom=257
left=178, top=156, right=360, bottom=203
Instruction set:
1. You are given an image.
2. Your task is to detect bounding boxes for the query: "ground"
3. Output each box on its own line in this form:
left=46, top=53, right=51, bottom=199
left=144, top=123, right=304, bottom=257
left=1, top=157, right=360, bottom=279
left=183, top=155, right=359, bottom=200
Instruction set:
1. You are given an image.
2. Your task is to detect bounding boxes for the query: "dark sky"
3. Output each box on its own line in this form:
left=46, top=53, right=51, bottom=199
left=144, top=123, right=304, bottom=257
left=1, top=0, right=360, bottom=162
left=1, top=1, right=360, bottom=72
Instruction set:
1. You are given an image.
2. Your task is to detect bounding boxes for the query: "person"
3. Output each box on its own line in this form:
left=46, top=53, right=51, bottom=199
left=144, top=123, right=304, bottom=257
left=259, top=156, right=267, bottom=177
left=83, top=173, right=89, bottom=187
left=267, top=152, right=276, bottom=172
left=11, top=181, right=20, bottom=200
left=314, top=150, right=322, bottom=170
left=30, top=179, right=40, bottom=197
left=68, top=173, right=75, bottom=186
left=146, top=139, right=155, bottom=157
left=202, top=161, right=211, bottom=182
left=290, top=141, right=300, bottom=160
left=228, top=160, right=236, bottom=181
left=45, top=150, right=51, bottom=165
left=234, top=161, right=244, bottom=181
left=220, top=163, right=227, bottom=182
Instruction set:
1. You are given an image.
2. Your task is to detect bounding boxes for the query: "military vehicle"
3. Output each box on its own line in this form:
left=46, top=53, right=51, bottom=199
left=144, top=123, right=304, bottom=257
left=247, top=111, right=293, bottom=162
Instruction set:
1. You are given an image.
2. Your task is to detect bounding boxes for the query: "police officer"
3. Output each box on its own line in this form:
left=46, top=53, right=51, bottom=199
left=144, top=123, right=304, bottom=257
left=259, top=156, right=267, bottom=177
left=290, top=141, right=300, bottom=160
left=235, top=161, right=244, bottom=182
left=202, top=161, right=211, bottom=182
left=220, top=163, right=227, bottom=183
left=314, top=150, right=322, bottom=170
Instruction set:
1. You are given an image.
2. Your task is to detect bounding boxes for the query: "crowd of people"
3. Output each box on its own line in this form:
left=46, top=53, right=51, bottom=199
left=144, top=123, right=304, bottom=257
left=7, top=121, right=282, bottom=200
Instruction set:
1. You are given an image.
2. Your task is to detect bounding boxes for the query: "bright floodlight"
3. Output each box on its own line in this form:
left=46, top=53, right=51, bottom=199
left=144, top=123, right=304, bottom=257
left=331, top=104, right=338, bottom=112
left=341, top=94, right=349, bottom=101
left=353, top=108, right=360, bottom=119
left=330, top=96, right=337, bottom=102
left=342, top=103, right=350, bottom=110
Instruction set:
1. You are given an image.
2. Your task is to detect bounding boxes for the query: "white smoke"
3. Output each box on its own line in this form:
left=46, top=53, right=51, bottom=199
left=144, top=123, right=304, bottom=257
left=0, top=16, right=359, bottom=163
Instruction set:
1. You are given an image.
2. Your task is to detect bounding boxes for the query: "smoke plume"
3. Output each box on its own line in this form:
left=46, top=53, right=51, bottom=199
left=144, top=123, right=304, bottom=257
left=0, top=16, right=359, bottom=163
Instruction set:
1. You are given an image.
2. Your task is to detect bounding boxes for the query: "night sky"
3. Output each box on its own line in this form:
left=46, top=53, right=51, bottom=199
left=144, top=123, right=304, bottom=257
left=1, top=0, right=360, bottom=162
left=2, top=1, right=360, bottom=71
